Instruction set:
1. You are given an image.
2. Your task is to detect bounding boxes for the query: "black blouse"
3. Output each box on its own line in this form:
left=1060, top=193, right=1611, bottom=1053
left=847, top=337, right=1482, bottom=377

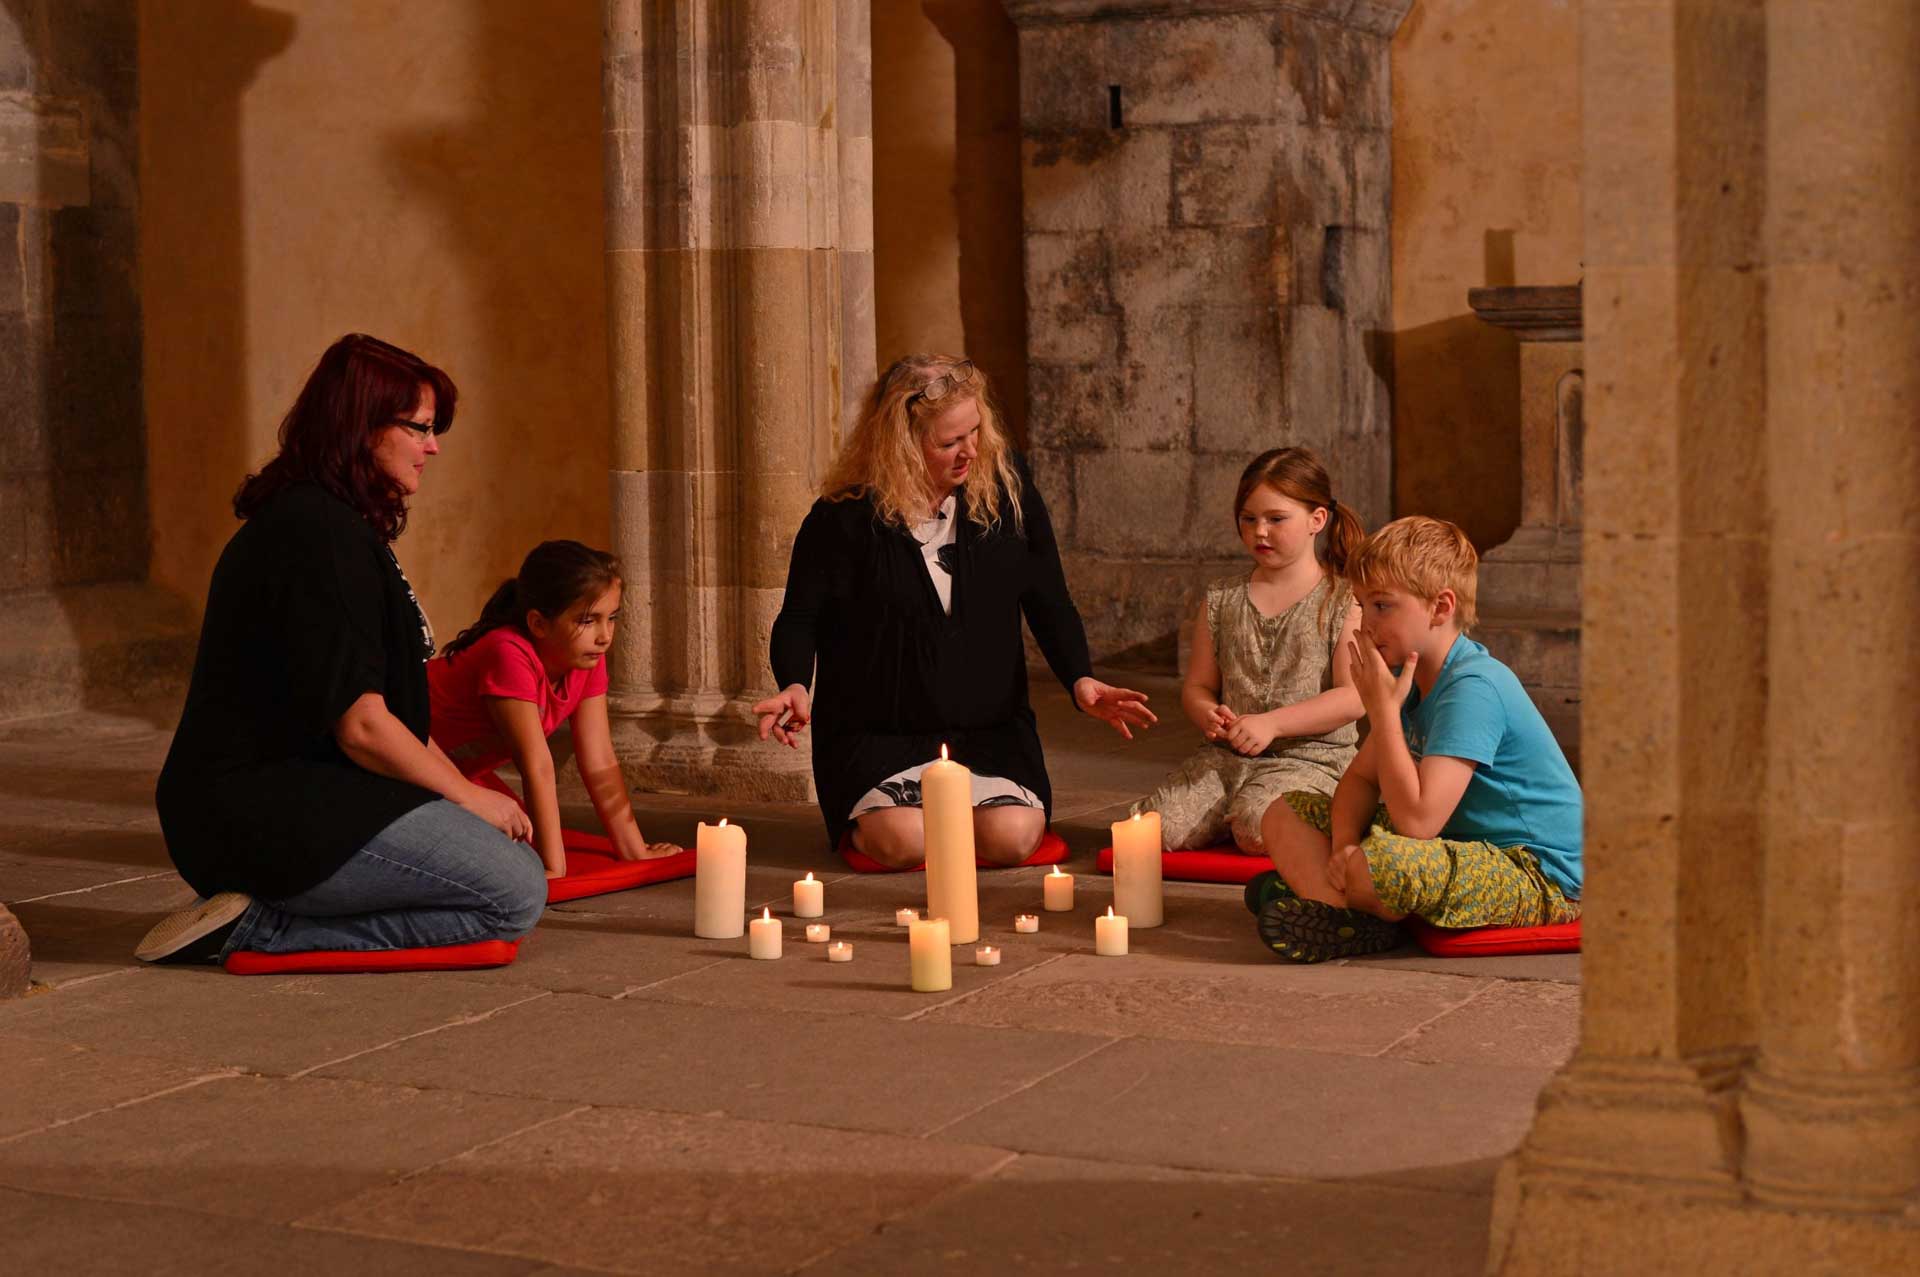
left=769, top=456, right=1094, bottom=845
left=156, top=483, right=438, bottom=900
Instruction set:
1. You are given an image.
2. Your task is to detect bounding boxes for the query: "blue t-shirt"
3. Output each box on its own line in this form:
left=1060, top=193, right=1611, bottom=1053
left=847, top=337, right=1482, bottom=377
left=1400, top=636, right=1583, bottom=897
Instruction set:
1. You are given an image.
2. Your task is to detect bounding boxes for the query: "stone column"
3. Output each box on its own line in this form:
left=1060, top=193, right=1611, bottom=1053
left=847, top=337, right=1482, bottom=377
left=599, top=0, right=873, bottom=800
left=1740, top=0, right=1920, bottom=1215
left=1002, top=0, right=1409, bottom=666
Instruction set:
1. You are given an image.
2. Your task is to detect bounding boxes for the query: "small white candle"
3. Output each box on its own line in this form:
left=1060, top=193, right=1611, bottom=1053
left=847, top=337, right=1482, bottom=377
left=1014, top=913, right=1039, bottom=933
left=975, top=945, right=1001, bottom=966
left=804, top=923, right=831, bottom=943
left=1043, top=864, right=1074, bottom=912
left=827, top=941, right=854, bottom=963
left=748, top=906, right=782, bottom=960
left=694, top=818, right=748, bottom=939
left=895, top=907, right=919, bottom=926
left=1111, top=810, right=1164, bottom=928
left=793, top=872, right=824, bottom=918
left=908, top=917, right=952, bottom=992
left=1095, top=905, right=1128, bottom=957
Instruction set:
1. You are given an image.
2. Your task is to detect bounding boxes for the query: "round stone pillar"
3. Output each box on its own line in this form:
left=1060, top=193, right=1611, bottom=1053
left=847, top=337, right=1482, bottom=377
left=598, top=0, right=873, bottom=800
left=1741, top=0, right=1920, bottom=1213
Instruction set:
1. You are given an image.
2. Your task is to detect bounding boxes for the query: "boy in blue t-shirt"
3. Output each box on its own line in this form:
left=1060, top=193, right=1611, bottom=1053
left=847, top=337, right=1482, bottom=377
left=1250, top=516, right=1584, bottom=962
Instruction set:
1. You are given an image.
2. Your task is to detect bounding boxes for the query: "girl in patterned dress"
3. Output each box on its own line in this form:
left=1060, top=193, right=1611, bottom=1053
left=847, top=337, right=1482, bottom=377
left=1135, top=448, right=1366, bottom=855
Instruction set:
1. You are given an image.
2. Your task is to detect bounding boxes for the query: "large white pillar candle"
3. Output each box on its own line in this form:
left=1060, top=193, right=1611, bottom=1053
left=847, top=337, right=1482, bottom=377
left=1095, top=906, right=1128, bottom=956
left=748, top=907, right=782, bottom=959
left=1042, top=864, right=1074, bottom=912
left=694, top=819, right=747, bottom=938
left=921, top=746, right=980, bottom=944
left=908, top=917, right=953, bottom=991
left=793, top=872, right=824, bottom=918
left=1111, top=811, right=1164, bottom=928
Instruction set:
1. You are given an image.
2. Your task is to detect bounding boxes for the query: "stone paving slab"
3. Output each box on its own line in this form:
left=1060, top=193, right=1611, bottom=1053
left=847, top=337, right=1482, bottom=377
left=0, top=1032, right=210, bottom=1140
left=0, top=1185, right=538, bottom=1275
left=804, top=1152, right=1493, bottom=1277
left=7, top=872, right=196, bottom=986
left=302, top=1106, right=1012, bottom=1276
left=938, top=1033, right=1547, bottom=1187
left=0, top=1074, right=575, bottom=1223
left=922, top=951, right=1492, bottom=1054
left=321, top=992, right=1114, bottom=1138
left=0, top=964, right=553, bottom=1075
left=1385, top=977, right=1581, bottom=1069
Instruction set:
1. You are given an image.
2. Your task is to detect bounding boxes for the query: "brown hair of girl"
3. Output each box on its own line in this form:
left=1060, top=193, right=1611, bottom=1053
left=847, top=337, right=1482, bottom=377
left=443, top=540, right=622, bottom=661
left=1233, top=446, right=1366, bottom=577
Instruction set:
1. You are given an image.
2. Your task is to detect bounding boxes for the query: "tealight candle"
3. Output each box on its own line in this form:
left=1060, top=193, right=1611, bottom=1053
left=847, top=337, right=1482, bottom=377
left=895, top=907, right=919, bottom=926
left=908, top=917, right=952, bottom=992
left=748, top=906, right=782, bottom=959
left=1014, top=914, right=1039, bottom=933
left=1111, top=810, right=1164, bottom=928
left=975, top=945, right=1001, bottom=966
left=1094, top=905, right=1128, bottom=957
left=1043, top=864, right=1074, bottom=912
left=694, top=818, right=748, bottom=938
left=805, top=923, right=831, bottom=943
left=793, top=872, right=824, bottom=918
left=827, top=941, right=854, bottom=963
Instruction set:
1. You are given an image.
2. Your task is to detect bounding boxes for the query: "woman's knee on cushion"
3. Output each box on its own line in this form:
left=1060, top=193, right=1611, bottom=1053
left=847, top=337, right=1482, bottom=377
left=854, top=808, right=925, bottom=868
left=974, top=804, right=1044, bottom=865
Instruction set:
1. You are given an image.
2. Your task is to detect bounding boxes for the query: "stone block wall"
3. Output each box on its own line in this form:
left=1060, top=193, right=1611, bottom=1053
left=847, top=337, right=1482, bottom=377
left=1006, top=1, right=1405, bottom=665
left=1, top=0, right=146, bottom=596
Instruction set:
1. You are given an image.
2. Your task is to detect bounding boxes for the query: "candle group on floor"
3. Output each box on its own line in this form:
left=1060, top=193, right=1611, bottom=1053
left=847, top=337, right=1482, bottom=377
left=690, top=777, right=1154, bottom=984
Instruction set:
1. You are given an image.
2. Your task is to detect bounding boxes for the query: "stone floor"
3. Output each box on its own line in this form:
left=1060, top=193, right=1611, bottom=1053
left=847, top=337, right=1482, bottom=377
left=0, top=672, right=1579, bottom=1275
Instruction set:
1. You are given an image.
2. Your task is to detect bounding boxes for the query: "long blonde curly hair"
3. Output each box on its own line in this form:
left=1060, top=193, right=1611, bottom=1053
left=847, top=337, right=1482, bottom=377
left=821, top=354, right=1024, bottom=533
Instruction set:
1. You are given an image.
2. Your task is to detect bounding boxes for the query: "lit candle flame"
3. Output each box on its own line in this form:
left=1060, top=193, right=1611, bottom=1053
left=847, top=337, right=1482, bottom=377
left=1130, top=812, right=1140, bottom=822
left=1050, top=865, right=1064, bottom=876
left=940, top=743, right=950, bottom=761
left=804, top=872, right=814, bottom=882
left=719, top=818, right=729, bottom=828
left=762, top=906, right=771, bottom=921
left=1106, top=906, right=1115, bottom=918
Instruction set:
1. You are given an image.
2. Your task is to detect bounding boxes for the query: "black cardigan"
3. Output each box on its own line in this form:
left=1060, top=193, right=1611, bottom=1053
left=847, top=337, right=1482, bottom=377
left=769, top=457, right=1095, bottom=846
left=156, top=483, right=439, bottom=900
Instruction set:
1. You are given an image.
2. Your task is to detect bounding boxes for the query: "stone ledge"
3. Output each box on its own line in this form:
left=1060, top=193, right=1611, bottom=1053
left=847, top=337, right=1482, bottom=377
left=1002, top=0, right=1413, bottom=36
left=0, top=580, right=197, bottom=721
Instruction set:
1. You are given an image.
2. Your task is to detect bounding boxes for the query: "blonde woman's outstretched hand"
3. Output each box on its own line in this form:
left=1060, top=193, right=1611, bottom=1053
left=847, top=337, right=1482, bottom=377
left=1074, top=677, right=1157, bottom=740
left=753, top=684, right=813, bottom=748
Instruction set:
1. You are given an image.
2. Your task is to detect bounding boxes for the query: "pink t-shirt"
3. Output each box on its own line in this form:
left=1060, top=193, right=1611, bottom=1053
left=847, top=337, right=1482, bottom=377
left=428, top=627, right=609, bottom=777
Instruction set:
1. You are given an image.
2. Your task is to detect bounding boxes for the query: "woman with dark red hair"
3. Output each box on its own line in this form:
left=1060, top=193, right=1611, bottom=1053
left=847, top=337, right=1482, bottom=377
left=137, top=334, right=546, bottom=964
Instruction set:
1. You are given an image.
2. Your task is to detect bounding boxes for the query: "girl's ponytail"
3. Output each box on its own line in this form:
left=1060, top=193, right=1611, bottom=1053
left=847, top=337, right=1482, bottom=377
left=1321, top=498, right=1367, bottom=580
left=443, top=578, right=523, bottom=660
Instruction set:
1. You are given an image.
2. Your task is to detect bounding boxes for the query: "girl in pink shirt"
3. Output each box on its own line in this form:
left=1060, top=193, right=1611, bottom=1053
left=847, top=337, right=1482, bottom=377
left=430, top=541, right=679, bottom=877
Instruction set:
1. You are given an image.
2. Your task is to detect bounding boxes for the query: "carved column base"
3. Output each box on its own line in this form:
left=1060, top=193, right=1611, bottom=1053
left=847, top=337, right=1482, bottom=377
left=1741, top=1065, right=1920, bottom=1213
left=0, top=904, right=29, bottom=998
left=609, top=691, right=815, bottom=804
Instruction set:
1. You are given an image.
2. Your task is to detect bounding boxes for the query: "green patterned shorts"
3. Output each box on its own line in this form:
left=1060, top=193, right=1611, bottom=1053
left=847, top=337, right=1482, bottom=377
left=1281, top=792, right=1580, bottom=929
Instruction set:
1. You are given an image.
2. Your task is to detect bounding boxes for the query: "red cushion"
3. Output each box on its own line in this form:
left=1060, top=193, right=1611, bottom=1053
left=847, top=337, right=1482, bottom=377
left=223, top=938, right=521, bottom=976
left=1406, top=917, right=1582, bottom=956
left=1094, top=845, right=1268, bottom=884
left=839, top=829, right=1070, bottom=874
left=467, top=769, right=694, bottom=902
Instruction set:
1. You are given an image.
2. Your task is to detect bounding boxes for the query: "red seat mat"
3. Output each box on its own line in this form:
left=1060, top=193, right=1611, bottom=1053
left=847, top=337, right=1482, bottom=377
left=224, top=938, right=521, bottom=976
left=1406, top=917, right=1582, bottom=956
left=1094, top=845, right=1267, bottom=885
left=469, top=769, right=696, bottom=902
left=838, top=829, right=1070, bottom=874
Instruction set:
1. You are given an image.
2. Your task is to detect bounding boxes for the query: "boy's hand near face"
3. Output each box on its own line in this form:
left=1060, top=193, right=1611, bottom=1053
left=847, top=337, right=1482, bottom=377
left=1347, top=639, right=1417, bottom=721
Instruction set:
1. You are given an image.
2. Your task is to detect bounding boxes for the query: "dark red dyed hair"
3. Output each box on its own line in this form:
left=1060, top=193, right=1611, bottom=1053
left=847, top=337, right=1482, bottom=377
left=233, top=333, right=457, bottom=541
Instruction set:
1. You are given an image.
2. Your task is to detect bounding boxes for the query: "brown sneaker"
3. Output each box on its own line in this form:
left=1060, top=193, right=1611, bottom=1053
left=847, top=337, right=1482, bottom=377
left=134, top=892, right=252, bottom=964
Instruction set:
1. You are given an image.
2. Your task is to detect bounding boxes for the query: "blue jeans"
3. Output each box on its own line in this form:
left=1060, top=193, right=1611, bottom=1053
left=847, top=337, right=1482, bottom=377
left=222, top=800, right=547, bottom=955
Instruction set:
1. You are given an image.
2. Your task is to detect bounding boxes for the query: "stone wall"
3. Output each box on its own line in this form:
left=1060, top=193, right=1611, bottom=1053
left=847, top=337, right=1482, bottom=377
left=1006, top=1, right=1403, bottom=666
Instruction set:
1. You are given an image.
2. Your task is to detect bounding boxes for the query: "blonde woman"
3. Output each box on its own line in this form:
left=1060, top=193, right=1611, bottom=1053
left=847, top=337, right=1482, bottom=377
left=755, top=355, right=1155, bottom=869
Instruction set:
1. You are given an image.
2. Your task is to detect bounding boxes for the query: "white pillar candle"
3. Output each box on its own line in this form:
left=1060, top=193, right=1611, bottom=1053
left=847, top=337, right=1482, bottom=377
left=975, top=945, right=1001, bottom=966
left=1014, top=913, right=1039, bottom=933
left=1042, top=864, right=1074, bottom=912
left=792, top=872, right=824, bottom=918
left=895, top=907, right=919, bottom=927
left=804, top=923, right=831, bottom=943
left=748, top=907, right=782, bottom=959
left=694, top=819, right=748, bottom=938
left=827, top=941, right=854, bottom=963
left=1111, top=810, right=1164, bottom=928
left=1095, top=906, right=1128, bottom=957
left=922, top=746, right=981, bottom=944
left=908, top=917, right=953, bottom=992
